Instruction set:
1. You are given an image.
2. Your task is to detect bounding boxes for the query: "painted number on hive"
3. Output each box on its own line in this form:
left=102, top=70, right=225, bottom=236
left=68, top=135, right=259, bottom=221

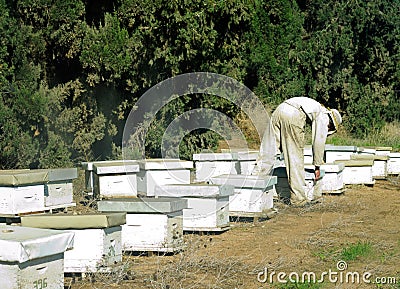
left=33, top=278, right=48, bottom=289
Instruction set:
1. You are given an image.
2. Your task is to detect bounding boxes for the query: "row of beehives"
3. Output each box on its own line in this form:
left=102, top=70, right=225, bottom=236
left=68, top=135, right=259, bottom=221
left=0, top=168, right=78, bottom=215
left=0, top=159, right=279, bottom=289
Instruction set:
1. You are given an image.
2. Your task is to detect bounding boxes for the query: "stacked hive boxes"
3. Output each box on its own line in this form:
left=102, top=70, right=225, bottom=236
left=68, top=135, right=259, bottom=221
left=136, top=159, right=193, bottom=196
left=98, top=198, right=187, bottom=252
left=209, top=174, right=276, bottom=217
left=350, top=154, right=389, bottom=180
left=154, top=184, right=233, bottom=232
left=0, top=168, right=77, bottom=215
left=21, top=213, right=125, bottom=273
left=93, top=161, right=140, bottom=198
left=0, top=225, right=74, bottom=289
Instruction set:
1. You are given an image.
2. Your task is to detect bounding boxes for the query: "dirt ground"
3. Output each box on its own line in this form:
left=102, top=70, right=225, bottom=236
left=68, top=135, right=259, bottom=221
left=67, top=176, right=400, bottom=289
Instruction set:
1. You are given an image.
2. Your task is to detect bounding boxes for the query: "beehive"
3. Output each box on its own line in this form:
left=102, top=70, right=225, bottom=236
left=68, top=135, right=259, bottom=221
left=0, top=225, right=74, bottom=289
left=388, top=152, right=400, bottom=175
left=21, top=213, right=125, bottom=273
left=41, top=168, right=77, bottom=207
left=237, top=151, right=259, bottom=175
left=318, top=163, right=345, bottom=194
left=193, top=153, right=239, bottom=182
left=272, top=165, right=325, bottom=202
left=98, top=198, right=187, bottom=252
left=81, top=160, right=130, bottom=196
left=350, top=154, right=389, bottom=179
left=334, top=159, right=375, bottom=185
left=136, top=159, right=192, bottom=197
left=93, top=161, right=140, bottom=198
left=324, top=145, right=359, bottom=163
left=154, top=184, right=234, bottom=232
left=209, top=174, right=276, bottom=216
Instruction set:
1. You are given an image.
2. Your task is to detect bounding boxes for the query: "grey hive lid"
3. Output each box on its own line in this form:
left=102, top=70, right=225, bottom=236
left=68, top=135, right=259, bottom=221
left=0, top=168, right=78, bottom=186
left=21, top=212, right=126, bottom=229
left=209, top=174, right=277, bottom=189
left=325, top=145, right=358, bottom=152
left=38, top=168, right=78, bottom=181
left=154, top=184, right=235, bottom=198
left=334, top=159, right=374, bottom=167
left=93, top=161, right=140, bottom=174
left=193, top=153, right=238, bottom=161
left=0, top=170, right=49, bottom=186
left=137, top=159, right=193, bottom=170
left=350, top=154, right=389, bottom=161
left=0, top=225, right=74, bottom=263
left=81, top=160, right=130, bottom=171
left=98, top=197, right=188, bottom=213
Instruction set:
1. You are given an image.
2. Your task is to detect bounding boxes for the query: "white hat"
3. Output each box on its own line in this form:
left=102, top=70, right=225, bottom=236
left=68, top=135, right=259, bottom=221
left=327, top=109, right=342, bottom=135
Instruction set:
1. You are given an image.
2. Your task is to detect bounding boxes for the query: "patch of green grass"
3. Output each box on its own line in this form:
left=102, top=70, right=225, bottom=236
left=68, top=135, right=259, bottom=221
left=340, top=241, right=373, bottom=261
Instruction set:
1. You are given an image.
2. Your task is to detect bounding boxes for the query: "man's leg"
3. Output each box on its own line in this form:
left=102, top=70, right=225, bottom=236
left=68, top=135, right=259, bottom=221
left=279, top=113, right=307, bottom=204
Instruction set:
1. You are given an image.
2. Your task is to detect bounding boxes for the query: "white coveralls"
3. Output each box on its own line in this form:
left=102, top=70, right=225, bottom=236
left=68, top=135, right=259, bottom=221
left=271, top=97, right=330, bottom=203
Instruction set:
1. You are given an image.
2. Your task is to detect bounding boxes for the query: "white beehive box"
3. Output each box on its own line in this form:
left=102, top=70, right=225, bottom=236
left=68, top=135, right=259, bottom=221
left=98, top=198, right=187, bottom=252
left=388, top=152, right=400, bottom=175
left=41, top=168, right=77, bottom=207
left=209, top=174, right=276, bottom=215
left=318, top=163, right=345, bottom=194
left=334, top=159, right=375, bottom=185
left=324, top=145, right=359, bottom=163
left=350, top=154, right=389, bottom=179
left=93, top=161, right=140, bottom=198
left=0, top=225, right=74, bottom=289
left=0, top=170, right=47, bottom=215
left=154, top=184, right=234, bottom=232
left=136, top=159, right=192, bottom=196
left=193, top=153, right=239, bottom=182
left=272, top=165, right=325, bottom=202
left=21, top=212, right=125, bottom=273
left=237, top=151, right=259, bottom=175
left=81, top=160, right=131, bottom=195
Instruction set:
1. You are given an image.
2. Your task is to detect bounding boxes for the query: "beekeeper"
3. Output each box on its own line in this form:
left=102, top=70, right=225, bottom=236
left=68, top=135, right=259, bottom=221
left=271, top=97, right=342, bottom=207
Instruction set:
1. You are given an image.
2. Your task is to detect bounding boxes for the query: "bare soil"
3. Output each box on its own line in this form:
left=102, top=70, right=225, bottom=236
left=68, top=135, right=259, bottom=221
left=68, top=176, right=400, bottom=289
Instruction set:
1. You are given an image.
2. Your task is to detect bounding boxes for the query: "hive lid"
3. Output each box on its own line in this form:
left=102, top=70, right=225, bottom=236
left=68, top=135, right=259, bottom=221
left=21, top=212, right=126, bottom=229
left=81, top=160, right=129, bottom=171
left=0, top=168, right=78, bottom=186
left=154, top=184, right=235, bottom=198
left=350, top=154, right=389, bottom=161
left=137, top=159, right=193, bottom=170
left=0, top=170, right=49, bottom=186
left=98, top=197, right=188, bottom=213
left=209, top=174, right=277, bottom=189
left=38, top=168, right=78, bottom=181
left=319, top=163, right=345, bottom=172
left=193, top=153, right=237, bottom=161
left=0, top=225, right=74, bottom=263
left=334, top=159, right=374, bottom=167
left=93, top=161, right=140, bottom=174
left=325, top=145, right=358, bottom=152
left=237, top=151, right=259, bottom=161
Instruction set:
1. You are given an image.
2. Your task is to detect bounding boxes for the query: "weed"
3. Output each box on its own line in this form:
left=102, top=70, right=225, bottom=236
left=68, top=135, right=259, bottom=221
left=340, top=241, right=373, bottom=262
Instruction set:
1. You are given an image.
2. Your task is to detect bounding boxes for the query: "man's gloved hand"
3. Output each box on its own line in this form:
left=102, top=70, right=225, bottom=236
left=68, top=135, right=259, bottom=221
left=314, top=166, right=321, bottom=181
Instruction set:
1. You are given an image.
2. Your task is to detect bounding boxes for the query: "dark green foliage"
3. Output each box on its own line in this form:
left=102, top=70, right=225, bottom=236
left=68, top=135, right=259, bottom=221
left=0, top=0, right=398, bottom=168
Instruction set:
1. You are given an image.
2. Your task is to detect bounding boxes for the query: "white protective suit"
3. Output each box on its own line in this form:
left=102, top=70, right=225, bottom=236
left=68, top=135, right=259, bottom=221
left=271, top=97, right=331, bottom=203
